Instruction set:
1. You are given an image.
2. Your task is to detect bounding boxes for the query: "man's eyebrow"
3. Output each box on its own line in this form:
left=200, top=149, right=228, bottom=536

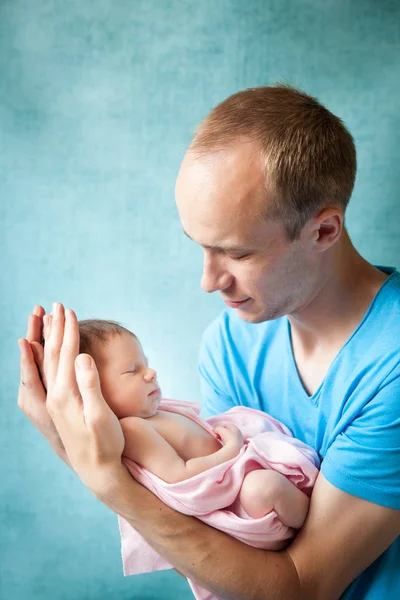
left=182, top=229, right=248, bottom=253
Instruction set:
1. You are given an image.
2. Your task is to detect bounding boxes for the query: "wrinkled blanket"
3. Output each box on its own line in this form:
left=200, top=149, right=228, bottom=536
left=118, top=399, right=320, bottom=600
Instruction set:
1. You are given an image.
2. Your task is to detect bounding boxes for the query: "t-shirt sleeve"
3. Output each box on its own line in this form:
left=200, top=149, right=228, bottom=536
left=321, top=374, right=400, bottom=510
left=197, top=319, right=237, bottom=418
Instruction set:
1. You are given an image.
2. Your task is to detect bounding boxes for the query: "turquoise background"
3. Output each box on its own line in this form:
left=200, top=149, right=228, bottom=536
left=1, top=1, right=399, bottom=598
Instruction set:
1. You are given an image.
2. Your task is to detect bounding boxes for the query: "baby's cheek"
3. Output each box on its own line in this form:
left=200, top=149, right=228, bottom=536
left=100, top=383, right=124, bottom=418
left=113, top=384, right=139, bottom=419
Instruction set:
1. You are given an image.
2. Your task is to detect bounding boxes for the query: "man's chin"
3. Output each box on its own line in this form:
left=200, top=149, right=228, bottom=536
left=236, top=304, right=283, bottom=324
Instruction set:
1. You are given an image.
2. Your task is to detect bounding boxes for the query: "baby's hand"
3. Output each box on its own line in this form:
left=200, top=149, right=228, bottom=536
left=213, top=423, right=244, bottom=452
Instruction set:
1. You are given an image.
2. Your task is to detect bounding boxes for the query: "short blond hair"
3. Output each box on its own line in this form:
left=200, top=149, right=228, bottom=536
left=190, top=83, right=357, bottom=240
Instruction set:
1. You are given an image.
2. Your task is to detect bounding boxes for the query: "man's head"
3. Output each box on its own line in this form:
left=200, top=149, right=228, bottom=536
left=79, top=320, right=161, bottom=419
left=175, top=84, right=357, bottom=323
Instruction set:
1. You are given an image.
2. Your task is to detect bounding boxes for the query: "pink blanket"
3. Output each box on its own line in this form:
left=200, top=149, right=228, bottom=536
left=118, top=400, right=320, bottom=600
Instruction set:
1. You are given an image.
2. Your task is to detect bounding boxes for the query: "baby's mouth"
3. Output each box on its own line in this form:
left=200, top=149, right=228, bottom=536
left=148, top=387, right=160, bottom=398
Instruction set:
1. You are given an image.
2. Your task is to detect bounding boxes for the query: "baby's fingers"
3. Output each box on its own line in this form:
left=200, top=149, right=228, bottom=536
left=214, top=424, right=235, bottom=440
left=214, top=423, right=239, bottom=433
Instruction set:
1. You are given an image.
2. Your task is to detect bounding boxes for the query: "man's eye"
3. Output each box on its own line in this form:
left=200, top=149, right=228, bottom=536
left=229, top=253, right=250, bottom=260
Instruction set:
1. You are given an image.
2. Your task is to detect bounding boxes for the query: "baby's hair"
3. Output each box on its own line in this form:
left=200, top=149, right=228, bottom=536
left=78, top=319, right=138, bottom=356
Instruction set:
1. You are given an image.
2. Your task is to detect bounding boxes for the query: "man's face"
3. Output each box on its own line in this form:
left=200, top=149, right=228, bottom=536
left=175, top=142, right=320, bottom=323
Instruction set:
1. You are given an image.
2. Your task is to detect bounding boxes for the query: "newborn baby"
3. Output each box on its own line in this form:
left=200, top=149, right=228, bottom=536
left=77, top=318, right=309, bottom=529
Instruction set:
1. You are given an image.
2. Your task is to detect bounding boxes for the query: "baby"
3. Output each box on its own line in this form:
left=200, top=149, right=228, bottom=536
left=76, top=318, right=310, bottom=530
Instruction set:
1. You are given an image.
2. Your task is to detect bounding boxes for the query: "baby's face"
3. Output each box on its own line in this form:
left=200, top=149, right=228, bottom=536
left=94, top=333, right=161, bottom=419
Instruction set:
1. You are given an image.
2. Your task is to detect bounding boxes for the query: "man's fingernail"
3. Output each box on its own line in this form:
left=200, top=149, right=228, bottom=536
left=77, top=355, right=92, bottom=369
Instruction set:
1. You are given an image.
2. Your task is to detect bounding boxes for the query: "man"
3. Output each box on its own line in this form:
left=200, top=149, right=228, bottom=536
left=19, top=84, right=400, bottom=599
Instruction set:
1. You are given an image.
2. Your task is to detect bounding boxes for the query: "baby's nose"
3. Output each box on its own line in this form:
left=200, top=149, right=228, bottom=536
left=144, top=367, right=157, bottom=381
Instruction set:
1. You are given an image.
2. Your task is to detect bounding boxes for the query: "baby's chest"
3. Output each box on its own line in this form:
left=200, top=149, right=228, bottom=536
left=151, top=412, right=219, bottom=460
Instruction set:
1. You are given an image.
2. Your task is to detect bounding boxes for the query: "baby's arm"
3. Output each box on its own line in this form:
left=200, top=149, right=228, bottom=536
left=120, top=418, right=243, bottom=484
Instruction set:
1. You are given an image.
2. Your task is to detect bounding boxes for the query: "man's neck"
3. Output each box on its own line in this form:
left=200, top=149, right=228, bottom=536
left=288, top=230, right=389, bottom=355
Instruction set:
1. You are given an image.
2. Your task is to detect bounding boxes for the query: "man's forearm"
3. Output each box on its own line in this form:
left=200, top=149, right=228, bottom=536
left=98, top=464, right=303, bottom=600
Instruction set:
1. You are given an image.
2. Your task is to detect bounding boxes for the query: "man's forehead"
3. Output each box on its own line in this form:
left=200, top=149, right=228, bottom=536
left=182, top=228, right=254, bottom=252
left=176, top=147, right=273, bottom=218
left=175, top=144, right=282, bottom=249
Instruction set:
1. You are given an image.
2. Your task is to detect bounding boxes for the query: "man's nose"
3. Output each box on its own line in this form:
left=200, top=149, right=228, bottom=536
left=201, top=253, right=233, bottom=294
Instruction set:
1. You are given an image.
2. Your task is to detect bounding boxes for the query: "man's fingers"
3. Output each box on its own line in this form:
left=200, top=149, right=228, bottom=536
left=31, top=341, right=44, bottom=364
left=26, top=310, right=45, bottom=344
left=33, top=305, right=45, bottom=318
left=74, top=354, right=126, bottom=471
left=44, top=303, right=65, bottom=387
left=48, top=303, right=65, bottom=348
left=18, top=338, right=46, bottom=413
left=43, top=314, right=52, bottom=341
left=18, top=337, right=69, bottom=463
left=31, top=341, right=47, bottom=389
left=75, top=354, right=108, bottom=423
left=30, top=305, right=45, bottom=342
left=57, top=309, right=80, bottom=394
left=19, top=338, right=40, bottom=386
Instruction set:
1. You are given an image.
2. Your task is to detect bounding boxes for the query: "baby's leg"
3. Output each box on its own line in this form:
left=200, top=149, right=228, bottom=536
left=238, top=469, right=309, bottom=529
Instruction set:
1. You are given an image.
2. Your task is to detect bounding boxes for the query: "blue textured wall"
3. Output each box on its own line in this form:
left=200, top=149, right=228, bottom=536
left=1, top=1, right=399, bottom=598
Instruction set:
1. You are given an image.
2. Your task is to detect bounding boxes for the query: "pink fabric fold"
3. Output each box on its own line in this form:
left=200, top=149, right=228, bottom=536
left=118, top=399, right=320, bottom=600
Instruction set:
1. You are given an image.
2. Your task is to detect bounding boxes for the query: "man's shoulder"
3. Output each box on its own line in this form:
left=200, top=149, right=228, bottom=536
left=374, top=266, right=400, bottom=301
left=365, top=268, right=400, bottom=335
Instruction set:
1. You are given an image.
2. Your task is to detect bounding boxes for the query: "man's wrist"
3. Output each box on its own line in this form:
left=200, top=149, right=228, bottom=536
left=91, top=462, right=137, bottom=508
left=92, top=462, right=194, bottom=546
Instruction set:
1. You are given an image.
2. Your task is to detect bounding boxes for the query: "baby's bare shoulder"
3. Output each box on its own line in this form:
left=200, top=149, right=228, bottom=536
left=119, top=415, right=155, bottom=435
left=149, top=411, right=189, bottom=438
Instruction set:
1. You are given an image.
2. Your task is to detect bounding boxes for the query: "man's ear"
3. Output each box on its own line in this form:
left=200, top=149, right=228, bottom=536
left=311, top=208, right=344, bottom=251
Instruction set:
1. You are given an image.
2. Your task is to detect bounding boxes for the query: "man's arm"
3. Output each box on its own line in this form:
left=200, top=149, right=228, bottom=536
left=19, top=305, right=400, bottom=600
left=96, top=459, right=303, bottom=600
left=287, top=474, right=400, bottom=598
left=99, top=466, right=399, bottom=600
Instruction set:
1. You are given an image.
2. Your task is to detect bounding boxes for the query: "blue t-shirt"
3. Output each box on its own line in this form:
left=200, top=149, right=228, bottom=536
left=198, top=267, right=400, bottom=599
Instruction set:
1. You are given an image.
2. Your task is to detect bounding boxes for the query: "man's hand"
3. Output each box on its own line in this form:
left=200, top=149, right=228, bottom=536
left=19, top=302, right=128, bottom=498
left=43, top=303, right=128, bottom=496
left=18, top=305, right=68, bottom=464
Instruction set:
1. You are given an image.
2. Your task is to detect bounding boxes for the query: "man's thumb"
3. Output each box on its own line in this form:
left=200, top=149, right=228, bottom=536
left=75, top=354, right=106, bottom=419
left=76, top=354, right=95, bottom=377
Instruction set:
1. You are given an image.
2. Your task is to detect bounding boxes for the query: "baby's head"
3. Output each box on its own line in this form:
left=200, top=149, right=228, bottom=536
left=78, top=319, right=161, bottom=419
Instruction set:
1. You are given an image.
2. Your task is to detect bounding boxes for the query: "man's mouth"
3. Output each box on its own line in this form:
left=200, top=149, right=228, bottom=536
left=222, top=297, right=251, bottom=308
